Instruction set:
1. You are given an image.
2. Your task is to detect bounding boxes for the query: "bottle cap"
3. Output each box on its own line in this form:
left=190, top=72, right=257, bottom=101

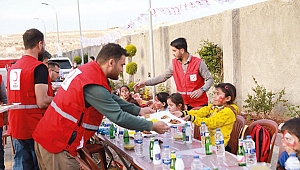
left=216, top=128, right=220, bottom=131
left=246, top=135, right=252, bottom=139
left=176, top=155, right=182, bottom=158
left=154, top=141, right=158, bottom=144
left=135, top=130, right=139, bottom=132
left=201, top=122, right=205, bottom=124
left=290, top=152, right=297, bottom=157
left=193, top=155, right=199, bottom=159
left=163, top=145, right=169, bottom=149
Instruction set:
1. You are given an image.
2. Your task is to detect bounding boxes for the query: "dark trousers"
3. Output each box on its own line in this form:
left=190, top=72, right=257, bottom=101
left=0, top=127, right=4, bottom=170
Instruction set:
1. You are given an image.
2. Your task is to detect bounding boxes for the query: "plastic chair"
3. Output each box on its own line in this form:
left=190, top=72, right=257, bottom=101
left=75, top=144, right=108, bottom=170
left=228, top=115, right=246, bottom=154
left=244, top=119, right=278, bottom=163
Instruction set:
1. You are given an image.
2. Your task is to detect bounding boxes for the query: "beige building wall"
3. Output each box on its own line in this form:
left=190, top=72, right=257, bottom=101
left=111, top=0, right=300, bottom=109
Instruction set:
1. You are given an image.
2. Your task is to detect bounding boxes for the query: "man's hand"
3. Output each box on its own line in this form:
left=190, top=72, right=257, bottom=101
left=152, top=121, right=170, bottom=134
left=139, top=107, right=156, bottom=116
left=171, top=110, right=183, bottom=118
left=133, top=81, right=146, bottom=92
left=190, top=89, right=204, bottom=99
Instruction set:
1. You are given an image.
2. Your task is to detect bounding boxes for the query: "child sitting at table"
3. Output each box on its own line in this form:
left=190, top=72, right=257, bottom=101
left=277, top=118, right=300, bottom=170
left=119, top=85, right=140, bottom=106
left=172, top=83, right=238, bottom=152
left=167, top=93, right=186, bottom=112
left=153, top=92, right=169, bottom=112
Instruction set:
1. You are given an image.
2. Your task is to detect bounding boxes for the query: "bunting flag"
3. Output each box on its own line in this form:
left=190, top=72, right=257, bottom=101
left=214, top=0, right=236, bottom=4
left=82, top=0, right=235, bottom=46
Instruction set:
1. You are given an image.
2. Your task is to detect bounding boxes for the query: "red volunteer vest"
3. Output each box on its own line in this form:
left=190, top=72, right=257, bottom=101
left=47, top=76, right=54, bottom=97
left=0, top=75, right=3, bottom=127
left=7, top=56, right=51, bottom=139
left=33, top=62, right=110, bottom=156
left=172, top=56, right=208, bottom=107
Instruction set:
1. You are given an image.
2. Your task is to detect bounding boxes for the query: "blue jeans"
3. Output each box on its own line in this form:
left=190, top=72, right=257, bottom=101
left=12, top=138, right=39, bottom=170
left=0, top=127, right=4, bottom=170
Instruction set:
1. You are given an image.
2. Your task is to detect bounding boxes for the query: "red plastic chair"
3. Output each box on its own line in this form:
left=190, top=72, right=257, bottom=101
left=244, top=119, right=278, bottom=163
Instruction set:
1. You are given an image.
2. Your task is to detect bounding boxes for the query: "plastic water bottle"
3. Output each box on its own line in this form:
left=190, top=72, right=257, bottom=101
left=244, top=135, right=257, bottom=166
left=200, top=122, right=208, bottom=147
left=285, top=152, right=300, bottom=170
left=118, top=126, right=124, bottom=145
left=174, top=155, right=185, bottom=170
left=215, top=128, right=225, bottom=157
left=185, top=124, right=192, bottom=144
left=134, top=130, right=143, bottom=157
left=153, top=140, right=161, bottom=165
left=182, top=124, right=186, bottom=143
left=170, top=126, right=177, bottom=140
left=191, top=155, right=202, bottom=170
left=104, top=119, right=111, bottom=137
left=161, top=145, right=171, bottom=170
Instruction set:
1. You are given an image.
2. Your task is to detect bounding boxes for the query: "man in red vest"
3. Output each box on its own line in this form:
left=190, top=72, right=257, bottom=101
left=0, top=74, right=7, bottom=170
left=134, top=37, right=214, bottom=110
left=33, top=43, right=170, bottom=169
left=7, top=28, right=53, bottom=170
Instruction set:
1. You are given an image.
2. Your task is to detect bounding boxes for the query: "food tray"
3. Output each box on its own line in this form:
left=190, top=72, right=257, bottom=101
left=143, top=111, right=186, bottom=127
left=0, top=103, right=20, bottom=113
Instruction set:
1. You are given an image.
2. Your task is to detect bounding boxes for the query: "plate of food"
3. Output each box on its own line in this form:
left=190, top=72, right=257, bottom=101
left=143, top=111, right=186, bottom=127
left=0, top=103, right=20, bottom=113
left=128, top=130, right=158, bottom=138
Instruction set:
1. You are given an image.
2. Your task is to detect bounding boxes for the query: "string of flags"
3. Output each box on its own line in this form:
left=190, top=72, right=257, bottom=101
left=82, top=0, right=235, bottom=46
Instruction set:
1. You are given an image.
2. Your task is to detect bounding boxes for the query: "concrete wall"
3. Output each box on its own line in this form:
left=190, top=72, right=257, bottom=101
left=67, top=0, right=300, bottom=109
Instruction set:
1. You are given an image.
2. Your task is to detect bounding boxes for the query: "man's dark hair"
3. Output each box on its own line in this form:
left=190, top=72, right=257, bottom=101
left=282, top=118, right=300, bottom=140
left=90, top=56, right=95, bottom=61
left=44, top=51, right=52, bottom=59
left=23, top=28, right=44, bottom=50
left=96, top=43, right=128, bottom=65
left=170, top=37, right=188, bottom=52
left=168, top=93, right=185, bottom=111
left=156, top=92, right=170, bottom=109
left=48, top=61, right=60, bottom=69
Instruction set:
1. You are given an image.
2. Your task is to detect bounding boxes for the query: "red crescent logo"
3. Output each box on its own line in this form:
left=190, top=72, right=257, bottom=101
left=13, top=71, right=18, bottom=82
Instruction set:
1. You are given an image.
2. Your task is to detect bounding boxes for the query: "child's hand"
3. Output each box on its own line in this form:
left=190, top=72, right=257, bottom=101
left=183, top=115, right=190, bottom=121
left=286, top=146, right=296, bottom=155
left=171, top=111, right=183, bottom=117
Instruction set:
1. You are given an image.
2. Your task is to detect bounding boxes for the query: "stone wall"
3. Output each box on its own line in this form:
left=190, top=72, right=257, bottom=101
left=1, top=0, right=299, bottom=109
left=112, top=0, right=300, bottom=109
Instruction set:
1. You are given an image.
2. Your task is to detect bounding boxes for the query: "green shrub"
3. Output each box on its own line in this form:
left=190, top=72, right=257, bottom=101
left=73, top=56, right=82, bottom=65
left=157, top=83, right=169, bottom=93
left=197, top=40, right=223, bottom=84
left=127, top=82, right=135, bottom=92
left=126, top=62, right=137, bottom=75
left=243, top=76, right=287, bottom=116
left=84, top=54, right=88, bottom=64
left=109, top=79, right=115, bottom=90
left=125, top=44, right=137, bottom=58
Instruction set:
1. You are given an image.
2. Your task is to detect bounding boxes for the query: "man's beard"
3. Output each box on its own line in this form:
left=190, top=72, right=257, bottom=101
left=38, top=47, right=45, bottom=61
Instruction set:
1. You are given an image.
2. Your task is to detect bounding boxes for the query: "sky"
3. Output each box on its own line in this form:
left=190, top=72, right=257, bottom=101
left=0, top=0, right=267, bottom=36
